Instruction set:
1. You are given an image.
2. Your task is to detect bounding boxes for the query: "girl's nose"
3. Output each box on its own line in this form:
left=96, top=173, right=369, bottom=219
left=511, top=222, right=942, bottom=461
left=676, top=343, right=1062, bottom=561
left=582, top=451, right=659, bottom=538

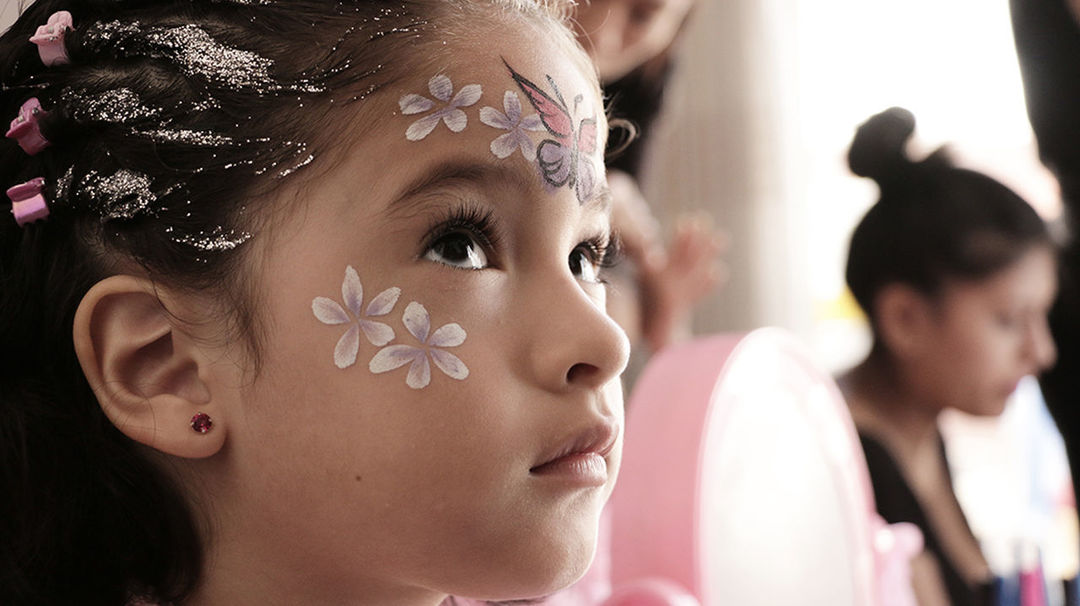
left=525, top=280, right=631, bottom=393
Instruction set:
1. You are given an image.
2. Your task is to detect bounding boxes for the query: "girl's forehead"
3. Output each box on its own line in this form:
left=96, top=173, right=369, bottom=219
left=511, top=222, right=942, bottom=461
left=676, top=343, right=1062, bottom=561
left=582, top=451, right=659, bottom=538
left=351, top=34, right=608, bottom=206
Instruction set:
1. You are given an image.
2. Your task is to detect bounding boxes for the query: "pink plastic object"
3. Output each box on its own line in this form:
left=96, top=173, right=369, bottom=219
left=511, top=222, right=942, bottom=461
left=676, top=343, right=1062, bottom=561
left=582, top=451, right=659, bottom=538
left=607, top=329, right=899, bottom=605
left=6, top=98, right=50, bottom=155
left=604, top=579, right=701, bottom=606
left=871, top=519, right=923, bottom=606
left=1020, top=557, right=1046, bottom=606
left=29, top=11, right=73, bottom=67
left=7, top=178, right=49, bottom=226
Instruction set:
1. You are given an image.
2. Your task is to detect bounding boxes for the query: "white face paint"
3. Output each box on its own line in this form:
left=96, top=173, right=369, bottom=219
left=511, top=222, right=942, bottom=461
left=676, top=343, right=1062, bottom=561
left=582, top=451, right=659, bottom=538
left=370, top=301, right=469, bottom=390
left=397, top=63, right=599, bottom=204
left=312, top=265, right=401, bottom=369
left=399, top=74, right=483, bottom=141
left=313, top=266, right=469, bottom=389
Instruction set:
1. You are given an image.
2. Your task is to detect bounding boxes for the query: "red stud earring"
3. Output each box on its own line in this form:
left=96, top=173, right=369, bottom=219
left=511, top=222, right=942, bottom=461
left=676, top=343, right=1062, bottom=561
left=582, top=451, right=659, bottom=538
left=190, top=412, right=213, bottom=434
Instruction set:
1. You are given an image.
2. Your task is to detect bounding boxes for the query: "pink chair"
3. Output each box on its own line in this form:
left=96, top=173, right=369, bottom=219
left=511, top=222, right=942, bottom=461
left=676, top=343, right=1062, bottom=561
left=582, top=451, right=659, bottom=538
left=601, top=329, right=920, bottom=606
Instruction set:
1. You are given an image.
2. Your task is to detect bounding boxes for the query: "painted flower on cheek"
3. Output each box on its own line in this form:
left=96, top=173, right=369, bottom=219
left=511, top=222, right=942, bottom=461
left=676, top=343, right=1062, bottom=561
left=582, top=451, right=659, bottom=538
left=369, top=302, right=469, bottom=390
left=479, top=90, right=545, bottom=159
left=399, top=74, right=482, bottom=141
left=312, top=266, right=401, bottom=369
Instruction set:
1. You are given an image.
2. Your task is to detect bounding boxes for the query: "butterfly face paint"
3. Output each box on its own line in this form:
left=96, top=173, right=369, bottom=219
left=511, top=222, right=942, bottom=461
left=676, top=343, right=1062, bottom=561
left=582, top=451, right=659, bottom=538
left=396, top=61, right=600, bottom=204
left=313, top=266, right=469, bottom=389
left=504, top=61, right=598, bottom=204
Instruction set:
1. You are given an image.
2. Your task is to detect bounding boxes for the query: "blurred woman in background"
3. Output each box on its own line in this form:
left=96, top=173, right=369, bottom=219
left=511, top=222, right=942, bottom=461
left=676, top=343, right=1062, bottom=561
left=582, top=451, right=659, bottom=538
left=838, top=107, right=1058, bottom=606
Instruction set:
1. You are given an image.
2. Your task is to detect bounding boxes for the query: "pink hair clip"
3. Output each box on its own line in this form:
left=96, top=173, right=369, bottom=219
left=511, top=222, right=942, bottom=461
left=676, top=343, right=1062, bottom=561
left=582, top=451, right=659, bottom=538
left=29, top=11, right=73, bottom=67
left=7, top=178, right=50, bottom=226
left=5, top=98, right=50, bottom=155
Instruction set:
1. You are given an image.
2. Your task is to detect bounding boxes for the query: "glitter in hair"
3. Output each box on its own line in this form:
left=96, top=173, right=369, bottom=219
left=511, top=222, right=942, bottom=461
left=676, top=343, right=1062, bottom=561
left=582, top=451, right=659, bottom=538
left=80, top=169, right=162, bottom=220
left=137, top=128, right=234, bottom=146
left=55, top=166, right=75, bottom=204
left=147, top=25, right=281, bottom=92
left=173, top=226, right=253, bottom=251
left=84, top=20, right=314, bottom=94
left=64, top=87, right=161, bottom=125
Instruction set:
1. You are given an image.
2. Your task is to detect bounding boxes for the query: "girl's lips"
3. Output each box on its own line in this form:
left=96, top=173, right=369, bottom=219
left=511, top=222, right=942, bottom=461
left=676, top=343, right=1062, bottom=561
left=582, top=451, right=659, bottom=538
left=529, top=452, right=608, bottom=486
left=530, top=419, right=618, bottom=486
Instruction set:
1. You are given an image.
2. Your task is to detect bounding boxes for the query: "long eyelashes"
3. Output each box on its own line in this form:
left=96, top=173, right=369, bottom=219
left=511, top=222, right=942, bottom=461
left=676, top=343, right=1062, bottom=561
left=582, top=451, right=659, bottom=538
left=421, top=203, right=502, bottom=266
left=581, top=232, right=621, bottom=271
left=421, top=202, right=619, bottom=280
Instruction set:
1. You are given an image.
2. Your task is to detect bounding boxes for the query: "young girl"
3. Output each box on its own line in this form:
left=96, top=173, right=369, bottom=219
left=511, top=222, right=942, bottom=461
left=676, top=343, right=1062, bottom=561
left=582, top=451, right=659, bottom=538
left=0, top=1, right=630, bottom=604
left=838, top=108, right=1058, bottom=606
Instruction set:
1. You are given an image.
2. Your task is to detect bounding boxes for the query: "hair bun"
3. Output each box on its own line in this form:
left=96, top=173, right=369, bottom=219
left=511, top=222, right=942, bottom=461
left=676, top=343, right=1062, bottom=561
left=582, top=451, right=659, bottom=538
left=847, top=106, right=916, bottom=182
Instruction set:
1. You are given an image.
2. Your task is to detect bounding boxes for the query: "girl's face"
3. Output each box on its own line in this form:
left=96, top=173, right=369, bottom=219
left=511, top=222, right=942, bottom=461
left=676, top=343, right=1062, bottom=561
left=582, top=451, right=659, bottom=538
left=196, top=23, right=630, bottom=604
left=910, top=245, right=1057, bottom=416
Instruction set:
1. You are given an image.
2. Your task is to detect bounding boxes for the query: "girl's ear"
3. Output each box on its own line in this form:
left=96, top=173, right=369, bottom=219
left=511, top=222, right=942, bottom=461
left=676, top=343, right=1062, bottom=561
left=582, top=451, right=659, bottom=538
left=874, top=283, right=935, bottom=360
left=73, top=275, right=226, bottom=458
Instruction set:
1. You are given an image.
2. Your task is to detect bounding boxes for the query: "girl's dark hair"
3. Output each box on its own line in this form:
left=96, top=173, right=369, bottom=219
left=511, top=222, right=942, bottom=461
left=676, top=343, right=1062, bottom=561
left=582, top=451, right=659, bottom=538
left=0, top=1, right=576, bottom=604
left=845, top=107, right=1053, bottom=322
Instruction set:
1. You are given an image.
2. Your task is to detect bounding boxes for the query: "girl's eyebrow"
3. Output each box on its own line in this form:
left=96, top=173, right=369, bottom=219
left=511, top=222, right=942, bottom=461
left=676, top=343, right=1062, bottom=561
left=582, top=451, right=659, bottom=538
left=588, top=184, right=613, bottom=213
left=387, top=160, right=532, bottom=217
left=387, top=159, right=613, bottom=216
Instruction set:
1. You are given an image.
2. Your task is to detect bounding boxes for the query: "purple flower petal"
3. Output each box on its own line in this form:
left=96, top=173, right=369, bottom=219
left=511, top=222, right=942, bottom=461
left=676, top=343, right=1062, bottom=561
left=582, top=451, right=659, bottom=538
left=342, top=265, right=364, bottom=316
left=366, top=287, right=401, bottom=317
left=503, top=91, right=522, bottom=122
left=521, top=114, right=544, bottom=132
left=369, top=344, right=422, bottom=374
left=312, top=297, right=349, bottom=325
left=402, top=301, right=430, bottom=342
left=359, top=319, right=395, bottom=347
left=399, top=93, right=434, bottom=115
left=490, top=132, right=517, bottom=159
left=480, top=106, right=512, bottom=130
left=428, top=74, right=453, bottom=102
left=443, top=109, right=467, bottom=133
left=430, top=349, right=469, bottom=380
left=406, top=355, right=432, bottom=389
left=334, top=325, right=361, bottom=369
left=406, top=114, right=441, bottom=141
left=429, top=323, right=466, bottom=347
left=452, top=84, right=482, bottom=108
left=513, top=130, right=535, bottom=159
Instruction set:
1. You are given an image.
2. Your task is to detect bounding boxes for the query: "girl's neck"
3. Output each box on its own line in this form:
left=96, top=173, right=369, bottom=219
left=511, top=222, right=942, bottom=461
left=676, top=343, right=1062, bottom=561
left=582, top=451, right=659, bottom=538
left=840, top=354, right=944, bottom=467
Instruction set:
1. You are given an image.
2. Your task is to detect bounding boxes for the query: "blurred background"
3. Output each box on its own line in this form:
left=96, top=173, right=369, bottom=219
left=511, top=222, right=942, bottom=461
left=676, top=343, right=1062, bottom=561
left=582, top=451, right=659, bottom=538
left=637, top=0, right=1060, bottom=371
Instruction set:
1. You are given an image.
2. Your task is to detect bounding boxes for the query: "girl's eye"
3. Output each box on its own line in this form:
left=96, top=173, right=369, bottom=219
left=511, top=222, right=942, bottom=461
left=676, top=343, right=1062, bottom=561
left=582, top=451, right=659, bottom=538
left=424, top=231, right=489, bottom=270
left=569, top=245, right=602, bottom=283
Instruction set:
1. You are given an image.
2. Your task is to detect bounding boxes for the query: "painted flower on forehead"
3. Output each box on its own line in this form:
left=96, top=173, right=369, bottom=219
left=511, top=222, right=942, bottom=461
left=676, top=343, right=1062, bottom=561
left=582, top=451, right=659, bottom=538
left=399, top=74, right=482, bottom=141
left=312, top=266, right=401, bottom=369
left=480, top=90, right=545, bottom=159
left=369, top=302, right=469, bottom=390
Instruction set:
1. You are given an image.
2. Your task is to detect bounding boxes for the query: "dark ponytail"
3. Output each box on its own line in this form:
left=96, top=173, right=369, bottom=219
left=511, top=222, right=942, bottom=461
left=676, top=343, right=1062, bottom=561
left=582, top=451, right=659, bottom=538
left=844, top=107, right=1053, bottom=320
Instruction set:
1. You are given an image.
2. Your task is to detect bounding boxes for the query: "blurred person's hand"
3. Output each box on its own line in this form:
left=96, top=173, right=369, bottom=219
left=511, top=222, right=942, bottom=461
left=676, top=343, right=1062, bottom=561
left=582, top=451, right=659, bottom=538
left=608, top=171, right=727, bottom=352
left=639, top=211, right=728, bottom=351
